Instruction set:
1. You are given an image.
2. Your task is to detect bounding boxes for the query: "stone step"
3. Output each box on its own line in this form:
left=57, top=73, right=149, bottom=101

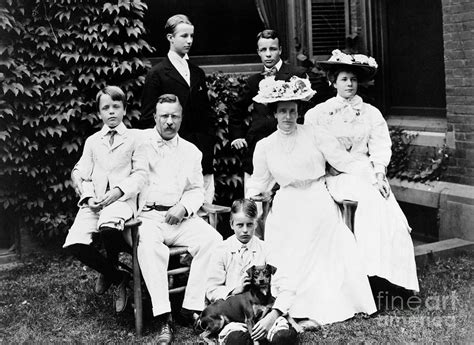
left=414, top=238, right=474, bottom=266
left=0, top=251, right=17, bottom=265
left=0, top=247, right=21, bottom=278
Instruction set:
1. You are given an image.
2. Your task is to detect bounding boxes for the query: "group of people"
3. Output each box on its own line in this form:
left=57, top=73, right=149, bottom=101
left=64, top=13, right=419, bottom=345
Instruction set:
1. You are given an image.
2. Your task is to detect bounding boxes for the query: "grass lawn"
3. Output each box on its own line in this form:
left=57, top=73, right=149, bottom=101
left=0, top=249, right=472, bottom=343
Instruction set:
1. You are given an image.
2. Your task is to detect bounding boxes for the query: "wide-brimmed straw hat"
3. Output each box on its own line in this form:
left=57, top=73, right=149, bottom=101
left=252, top=76, right=316, bottom=104
left=317, top=49, right=378, bottom=81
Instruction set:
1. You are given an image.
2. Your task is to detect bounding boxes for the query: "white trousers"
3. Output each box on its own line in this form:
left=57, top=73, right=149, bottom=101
left=63, top=201, right=133, bottom=248
left=137, top=209, right=222, bottom=316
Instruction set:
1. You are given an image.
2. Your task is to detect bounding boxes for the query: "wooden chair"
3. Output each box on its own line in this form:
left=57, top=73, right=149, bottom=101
left=124, top=202, right=230, bottom=336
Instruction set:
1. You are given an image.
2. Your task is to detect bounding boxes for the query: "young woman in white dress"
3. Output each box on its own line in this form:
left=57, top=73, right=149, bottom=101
left=245, top=77, right=377, bottom=339
left=305, top=50, right=419, bottom=293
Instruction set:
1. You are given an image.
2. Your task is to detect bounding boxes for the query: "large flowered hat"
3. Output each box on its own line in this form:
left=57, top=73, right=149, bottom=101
left=317, top=49, right=378, bottom=81
left=252, top=76, right=316, bottom=104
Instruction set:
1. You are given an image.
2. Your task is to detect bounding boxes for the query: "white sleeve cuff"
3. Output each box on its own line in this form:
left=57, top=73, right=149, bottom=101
left=373, top=163, right=386, bottom=174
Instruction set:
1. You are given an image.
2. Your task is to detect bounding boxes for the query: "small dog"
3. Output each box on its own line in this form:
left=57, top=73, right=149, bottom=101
left=198, top=264, right=277, bottom=343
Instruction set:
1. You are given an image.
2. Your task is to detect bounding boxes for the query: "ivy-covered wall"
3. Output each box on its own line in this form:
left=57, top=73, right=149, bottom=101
left=0, top=0, right=154, bottom=240
left=0, top=0, right=249, bottom=243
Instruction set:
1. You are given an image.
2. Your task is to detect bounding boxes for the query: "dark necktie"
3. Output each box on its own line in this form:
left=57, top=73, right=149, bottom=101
left=261, top=66, right=278, bottom=77
left=108, top=130, right=117, bottom=146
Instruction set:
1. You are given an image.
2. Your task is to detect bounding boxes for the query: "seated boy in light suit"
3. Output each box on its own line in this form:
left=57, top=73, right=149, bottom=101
left=205, top=199, right=297, bottom=345
left=64, top=86, right=148, bottom=313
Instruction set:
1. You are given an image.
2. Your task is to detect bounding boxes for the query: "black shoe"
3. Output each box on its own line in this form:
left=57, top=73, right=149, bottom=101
left=156, top=319, right=174, bottom=344
left=114, top=272, right=129, bottom=313
left=94, top=273, right=112, bottom=295
left=177, top=308, right=200, bottom=328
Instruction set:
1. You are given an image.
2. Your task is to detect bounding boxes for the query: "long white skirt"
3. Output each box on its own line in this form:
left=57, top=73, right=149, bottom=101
left=265, top=181, right=377, bottom=325
left=326, top=173, right=419, bottom=291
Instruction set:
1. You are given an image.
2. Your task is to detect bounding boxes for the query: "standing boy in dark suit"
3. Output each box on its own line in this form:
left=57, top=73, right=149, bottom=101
left=140, top=14, right=215, bottom=203
left=228, top=29, right=308, bottom=196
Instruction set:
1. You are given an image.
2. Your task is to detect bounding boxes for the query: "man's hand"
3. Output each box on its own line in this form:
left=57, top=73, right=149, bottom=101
left=230, top=274, right=251, bottom=295
left=231, top=138, right=248, bottom=150
left=71, top=170, right=84, bottom=196
left=88, top=198, right=102, bottom=213
left=252, top=309, right=281, bottom=341
left=375, top=173, right=391, bottom=199
left=98, top=187, right=124, bottom=208
left=164, top=203, right=187, bottom=225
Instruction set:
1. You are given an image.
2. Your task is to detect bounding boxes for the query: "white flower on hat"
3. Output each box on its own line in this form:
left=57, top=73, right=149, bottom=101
left=253, top=76, right=316, bottom=104
left=328, top=49, right=378, bottom=68
left=367, top=57, right=378, bottom=68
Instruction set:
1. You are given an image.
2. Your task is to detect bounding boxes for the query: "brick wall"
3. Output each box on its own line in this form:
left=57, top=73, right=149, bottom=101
left=442, top=0, right=474, bottom=185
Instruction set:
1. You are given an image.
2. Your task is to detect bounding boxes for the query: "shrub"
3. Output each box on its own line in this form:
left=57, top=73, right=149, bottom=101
left=387, top=128, right=449, bottom=182
left=206, top=73, right=248, bottom=205
left=0, top=0, right=154, bottom=239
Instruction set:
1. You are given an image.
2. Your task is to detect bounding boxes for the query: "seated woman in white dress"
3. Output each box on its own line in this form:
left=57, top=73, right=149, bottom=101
left=305, top=50, right=419, bottom=294
left=246, top=77, right=377, bottom=340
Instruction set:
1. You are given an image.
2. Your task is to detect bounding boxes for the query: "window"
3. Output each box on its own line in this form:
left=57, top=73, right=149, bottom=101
left=308, top=0, right=348, bottom=57
left=384, top=0, right=446, bottom=117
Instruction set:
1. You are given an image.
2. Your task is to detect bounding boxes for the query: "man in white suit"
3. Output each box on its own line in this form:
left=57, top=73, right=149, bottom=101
left=136, top=94, right=221, bottom=344
left=64, top=86, right=148, bottom=313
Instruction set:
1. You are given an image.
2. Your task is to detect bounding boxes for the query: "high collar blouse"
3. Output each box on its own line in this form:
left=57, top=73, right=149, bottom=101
left=305, top=95, right=392, bottom=174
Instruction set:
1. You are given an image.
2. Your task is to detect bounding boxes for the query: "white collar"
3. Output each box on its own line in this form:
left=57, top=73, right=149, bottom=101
left=168, top=50, right=189, bottom=65
left=100, top=122, right=126, bottom=137
left=229, top=235, right=257, bottom=253
left=264, top=59, right=283, bottom=72
left=153, top=129, right=179, bottom=148
left=334, top=94, right=363, bottom=110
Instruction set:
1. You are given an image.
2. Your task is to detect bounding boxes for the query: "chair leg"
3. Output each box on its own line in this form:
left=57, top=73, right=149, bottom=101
left=132, top=224, right=143, bottom=336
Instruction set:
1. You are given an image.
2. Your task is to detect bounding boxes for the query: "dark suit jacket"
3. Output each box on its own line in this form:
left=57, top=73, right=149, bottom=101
left=139, top=57, right=215, bottom=174
left=228, top=63, right=307, bottom=174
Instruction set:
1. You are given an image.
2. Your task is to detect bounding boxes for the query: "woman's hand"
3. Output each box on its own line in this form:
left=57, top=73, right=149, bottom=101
left=231, top=138, right=248, bottom=150
left=230, top=275, right=251, bottom=295
left=338, top=137, right=353, bottom=151
left=375, top=173, right=390, bottom=199
left=251, top=309, right=281, bottom=341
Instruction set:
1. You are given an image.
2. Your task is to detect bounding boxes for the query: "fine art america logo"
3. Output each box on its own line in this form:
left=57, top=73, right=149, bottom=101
left=376, top=291, right=461, bottom=327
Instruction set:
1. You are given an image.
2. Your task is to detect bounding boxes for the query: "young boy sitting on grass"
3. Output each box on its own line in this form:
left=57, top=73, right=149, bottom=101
left=64, top=85, right=148, bottom=313
left=205, top=198, right=297, bottom=345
